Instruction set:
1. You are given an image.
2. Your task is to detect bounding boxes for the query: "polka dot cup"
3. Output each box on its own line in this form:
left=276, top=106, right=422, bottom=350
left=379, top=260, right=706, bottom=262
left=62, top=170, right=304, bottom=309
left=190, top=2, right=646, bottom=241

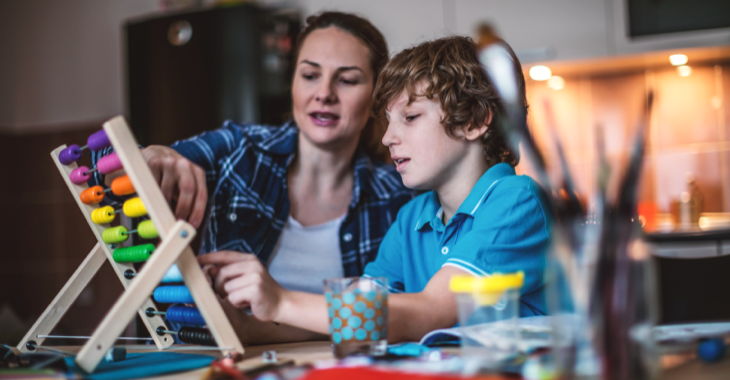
left=324, top=277, right=388, bottom=358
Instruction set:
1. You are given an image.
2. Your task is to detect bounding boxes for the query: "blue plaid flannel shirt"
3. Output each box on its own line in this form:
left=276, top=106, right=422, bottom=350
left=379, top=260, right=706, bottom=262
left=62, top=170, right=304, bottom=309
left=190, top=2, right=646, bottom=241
left=92, top=120, right=416, bottom=276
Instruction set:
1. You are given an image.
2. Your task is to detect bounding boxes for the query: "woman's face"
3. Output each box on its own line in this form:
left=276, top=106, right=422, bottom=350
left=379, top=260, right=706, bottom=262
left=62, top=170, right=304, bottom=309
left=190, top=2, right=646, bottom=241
left=292, top=27, right=374, bottom=152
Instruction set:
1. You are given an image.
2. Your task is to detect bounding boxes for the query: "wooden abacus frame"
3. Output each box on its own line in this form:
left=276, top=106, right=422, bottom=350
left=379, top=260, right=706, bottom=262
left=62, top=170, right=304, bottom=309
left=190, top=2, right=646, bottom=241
left=17, top=116, right=244, bottom=372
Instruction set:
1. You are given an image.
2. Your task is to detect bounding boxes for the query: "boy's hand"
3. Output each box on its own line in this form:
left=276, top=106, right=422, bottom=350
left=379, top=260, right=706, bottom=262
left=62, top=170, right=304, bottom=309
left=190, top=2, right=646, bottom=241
left=141, top=145, right=207, bottom=228
left=198, top=251, right=286, bottom=323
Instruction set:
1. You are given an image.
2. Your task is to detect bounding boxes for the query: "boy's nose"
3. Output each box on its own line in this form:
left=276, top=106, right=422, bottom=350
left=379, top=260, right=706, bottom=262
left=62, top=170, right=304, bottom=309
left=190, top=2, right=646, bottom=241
left=382, top=123, right=399, bottom=147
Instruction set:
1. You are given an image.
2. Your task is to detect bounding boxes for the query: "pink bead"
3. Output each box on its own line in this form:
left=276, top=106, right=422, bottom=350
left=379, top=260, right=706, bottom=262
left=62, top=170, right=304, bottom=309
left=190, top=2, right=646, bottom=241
left=98, top=152, right=123, bottom=174
left=70, top=166, right=91, bottom=185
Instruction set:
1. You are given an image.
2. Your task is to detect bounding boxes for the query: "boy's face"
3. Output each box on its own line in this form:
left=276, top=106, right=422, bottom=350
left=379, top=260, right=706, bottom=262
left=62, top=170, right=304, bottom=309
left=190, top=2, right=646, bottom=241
left=382, top=88, right=473, bottom=192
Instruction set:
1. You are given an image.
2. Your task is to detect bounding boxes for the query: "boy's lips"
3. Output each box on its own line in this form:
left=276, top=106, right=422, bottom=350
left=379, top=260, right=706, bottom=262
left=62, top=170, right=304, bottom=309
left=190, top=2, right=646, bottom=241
left=392, top=157, right=410, bottom=171
left=309, top=112, right=340, bottom=126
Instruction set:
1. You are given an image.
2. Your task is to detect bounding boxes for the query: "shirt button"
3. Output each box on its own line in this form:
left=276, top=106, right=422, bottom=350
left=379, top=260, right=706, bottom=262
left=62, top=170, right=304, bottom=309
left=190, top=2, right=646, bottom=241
left=441, top=246, right=449, bottom=255
left=256, top=213, right=261, bottom=218
left=228, top=213, right=237, bottom=222
left=343, top=233, right=353, bottom=242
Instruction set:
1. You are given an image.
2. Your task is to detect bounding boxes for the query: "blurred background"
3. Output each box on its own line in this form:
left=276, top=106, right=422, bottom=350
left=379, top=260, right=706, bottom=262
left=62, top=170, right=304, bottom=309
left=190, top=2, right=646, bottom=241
left=1, top=0, right=729, bottom=344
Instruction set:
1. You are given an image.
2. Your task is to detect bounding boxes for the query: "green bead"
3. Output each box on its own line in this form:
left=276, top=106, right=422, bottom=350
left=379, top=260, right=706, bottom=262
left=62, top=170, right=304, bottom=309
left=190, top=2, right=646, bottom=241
left=138, top=220, right=159, bottom=239
left=102, top=226, right=129, bottom=244
left=113, top=244, right=155, bottom=263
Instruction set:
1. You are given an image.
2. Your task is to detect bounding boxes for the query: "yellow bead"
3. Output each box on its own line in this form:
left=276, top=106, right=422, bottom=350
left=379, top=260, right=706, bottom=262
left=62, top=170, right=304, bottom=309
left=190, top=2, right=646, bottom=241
left=102, top=226, right=129, bottom=244
left=123, top=197, right=147, bottom=218
left=138, top=220, right=159, bottom=239
left=91, top=206, right=115, bottom=225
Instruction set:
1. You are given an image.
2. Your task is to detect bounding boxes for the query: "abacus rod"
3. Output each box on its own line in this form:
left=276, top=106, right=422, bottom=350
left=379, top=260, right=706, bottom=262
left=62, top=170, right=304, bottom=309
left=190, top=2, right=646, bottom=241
left=37, top=335, right=153, bottom=341
left=27, top=344, right=76, bottom=356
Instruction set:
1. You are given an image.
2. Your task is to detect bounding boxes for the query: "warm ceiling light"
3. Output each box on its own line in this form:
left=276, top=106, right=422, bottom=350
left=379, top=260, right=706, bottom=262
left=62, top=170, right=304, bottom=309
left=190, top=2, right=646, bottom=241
left=669, top=54, right=688, bottom=66
left=677, top=65, right=692, bottom=77
left=529, top=66, right=552, bottom=81
left=547, top=75, right=565, bottom=90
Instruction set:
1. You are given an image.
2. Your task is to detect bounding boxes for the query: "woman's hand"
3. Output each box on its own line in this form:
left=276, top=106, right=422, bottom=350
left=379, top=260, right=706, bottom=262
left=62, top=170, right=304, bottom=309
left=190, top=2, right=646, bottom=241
left=198, top=251, right=286, bottom=322
left=141, top=145, right=207, bottom=228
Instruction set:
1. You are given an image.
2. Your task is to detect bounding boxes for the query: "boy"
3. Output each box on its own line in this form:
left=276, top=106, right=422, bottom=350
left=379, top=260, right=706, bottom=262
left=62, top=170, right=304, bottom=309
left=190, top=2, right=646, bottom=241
left=199, top=36, right=550, bottom=343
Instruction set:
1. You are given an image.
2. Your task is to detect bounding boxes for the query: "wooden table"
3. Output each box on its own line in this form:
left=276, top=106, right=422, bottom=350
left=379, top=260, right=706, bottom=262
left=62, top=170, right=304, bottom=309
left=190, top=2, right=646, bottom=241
left=53, top=342, right=730, bottom=379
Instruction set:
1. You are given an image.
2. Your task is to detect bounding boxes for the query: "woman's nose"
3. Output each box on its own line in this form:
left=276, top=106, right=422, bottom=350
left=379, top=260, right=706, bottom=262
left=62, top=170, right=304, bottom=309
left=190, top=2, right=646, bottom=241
left=314, top=77, right=337, bottom=104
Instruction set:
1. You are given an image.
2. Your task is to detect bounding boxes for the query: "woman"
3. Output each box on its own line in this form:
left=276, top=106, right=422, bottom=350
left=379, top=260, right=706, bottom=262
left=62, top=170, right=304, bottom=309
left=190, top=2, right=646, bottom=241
left=96, top=12, right=415, bottom=342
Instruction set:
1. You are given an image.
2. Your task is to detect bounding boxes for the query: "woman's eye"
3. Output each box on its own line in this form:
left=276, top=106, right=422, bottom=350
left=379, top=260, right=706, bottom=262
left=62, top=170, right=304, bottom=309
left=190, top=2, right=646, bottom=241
left=301, top=73, right=318, bottom=80
left=405, top=114, right=420, bottom=122
left=340, top=78, right=358, bottom=85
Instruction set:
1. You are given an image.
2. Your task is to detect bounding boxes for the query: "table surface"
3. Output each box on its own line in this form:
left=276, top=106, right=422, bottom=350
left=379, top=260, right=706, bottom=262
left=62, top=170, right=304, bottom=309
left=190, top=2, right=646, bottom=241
left=53, top=342, right=730, bottom=380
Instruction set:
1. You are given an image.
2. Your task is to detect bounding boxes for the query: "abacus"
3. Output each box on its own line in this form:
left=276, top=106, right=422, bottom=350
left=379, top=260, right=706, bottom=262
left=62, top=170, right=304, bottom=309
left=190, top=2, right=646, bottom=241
left=17, top=116, right=244, bottom=372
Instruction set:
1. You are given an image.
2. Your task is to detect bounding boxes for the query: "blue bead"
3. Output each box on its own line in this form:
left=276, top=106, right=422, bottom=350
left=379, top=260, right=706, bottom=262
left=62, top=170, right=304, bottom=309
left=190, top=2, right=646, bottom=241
left=333, top=332, right=342, bottom=344
left=343, top=292, right=356, bottom=304
left=341, top=327, right=354, bottom=340
left=364, top=320, right=376, bottom=331
left=354, top=301, right=367, bottom=313
left=348, top=316, right=362, bottom=328
left=339, top=307, right=352, bottom=319
left=355, top=329, right=367, bottom=341
left=364, top=308, right=375, bottom=318
left=698, top=338, right=726, bottom=362
left=365, top=291, right=377, bottom=301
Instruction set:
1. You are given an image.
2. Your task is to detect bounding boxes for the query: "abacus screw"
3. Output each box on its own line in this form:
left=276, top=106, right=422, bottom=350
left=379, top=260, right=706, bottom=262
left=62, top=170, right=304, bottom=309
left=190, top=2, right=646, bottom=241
left=180, top=230, right=188, bottom=238
left=26, top=340, right=37, bottom=351
left=124, top=270, right=135, bottom=280
left=156, top=326, right=166, bottom=336
left=145, top=307, right=156, bottom=318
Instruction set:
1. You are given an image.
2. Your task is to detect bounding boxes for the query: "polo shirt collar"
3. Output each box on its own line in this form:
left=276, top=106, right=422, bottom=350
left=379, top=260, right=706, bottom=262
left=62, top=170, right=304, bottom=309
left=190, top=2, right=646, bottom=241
left=415, top=163, right=515, bottom=231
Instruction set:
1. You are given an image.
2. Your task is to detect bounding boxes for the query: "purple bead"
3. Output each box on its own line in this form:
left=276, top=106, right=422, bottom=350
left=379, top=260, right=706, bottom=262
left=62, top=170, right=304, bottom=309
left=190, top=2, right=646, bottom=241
left=59, top=145, right=82, bottom=165
left=88, top=130, right=111, bottom=151
left=98, top=152, right=122, bottom=174
left=69, top=166, right=91, bottom=185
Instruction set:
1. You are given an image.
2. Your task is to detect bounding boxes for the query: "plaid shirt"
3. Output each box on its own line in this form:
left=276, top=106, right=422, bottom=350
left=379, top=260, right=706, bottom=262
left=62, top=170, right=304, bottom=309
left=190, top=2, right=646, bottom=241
left=94, top=120, right=415, bottom=277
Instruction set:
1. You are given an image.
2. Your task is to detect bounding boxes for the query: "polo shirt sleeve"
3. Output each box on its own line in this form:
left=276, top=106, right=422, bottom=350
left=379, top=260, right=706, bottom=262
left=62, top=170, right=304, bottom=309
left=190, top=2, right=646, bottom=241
left=442, top=183, right=549, bottom=299
left=363, top=210, right=407, bottom=293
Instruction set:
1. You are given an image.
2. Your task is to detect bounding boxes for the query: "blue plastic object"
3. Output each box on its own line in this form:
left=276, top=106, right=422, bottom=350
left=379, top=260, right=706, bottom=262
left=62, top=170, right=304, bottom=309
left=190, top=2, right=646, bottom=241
left=698, top=338, right=726, bottom=363
left=153, top=286, right=194, bottom=304
left=166, top=305, right=205, bottom=324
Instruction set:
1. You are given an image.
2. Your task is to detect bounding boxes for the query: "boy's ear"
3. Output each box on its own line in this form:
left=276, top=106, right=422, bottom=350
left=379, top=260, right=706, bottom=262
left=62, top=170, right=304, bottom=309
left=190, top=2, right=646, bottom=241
left=463, top=110, right=493, bottom=141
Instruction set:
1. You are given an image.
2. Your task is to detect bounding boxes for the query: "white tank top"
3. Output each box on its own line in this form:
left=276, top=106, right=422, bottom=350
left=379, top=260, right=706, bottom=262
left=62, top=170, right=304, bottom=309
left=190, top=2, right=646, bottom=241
left=267, top=215, right=345, bottom=294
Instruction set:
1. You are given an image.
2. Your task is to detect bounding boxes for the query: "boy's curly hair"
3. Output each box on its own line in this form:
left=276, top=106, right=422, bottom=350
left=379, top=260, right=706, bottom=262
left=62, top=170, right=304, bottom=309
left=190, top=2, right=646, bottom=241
left=372, top=36, right=526, bottom=167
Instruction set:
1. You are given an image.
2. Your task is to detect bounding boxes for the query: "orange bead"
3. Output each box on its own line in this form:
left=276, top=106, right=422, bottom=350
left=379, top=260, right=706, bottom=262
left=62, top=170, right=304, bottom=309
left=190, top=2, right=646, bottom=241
left=111, top=175, right=135, bottom=196
left=80, top=186, right=105, bottom=205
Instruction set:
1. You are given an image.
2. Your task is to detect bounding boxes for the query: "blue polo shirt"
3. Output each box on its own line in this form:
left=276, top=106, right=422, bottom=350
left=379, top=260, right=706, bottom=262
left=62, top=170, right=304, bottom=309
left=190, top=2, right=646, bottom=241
left=363, top=163, right=551, bottom=316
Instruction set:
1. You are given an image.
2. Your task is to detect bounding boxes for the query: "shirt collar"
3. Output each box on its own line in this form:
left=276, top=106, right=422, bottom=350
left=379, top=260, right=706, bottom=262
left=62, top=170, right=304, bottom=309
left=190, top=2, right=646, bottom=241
left=250, top=120, right=377, bottom=208
left=415, top=163, right=515, bottom=231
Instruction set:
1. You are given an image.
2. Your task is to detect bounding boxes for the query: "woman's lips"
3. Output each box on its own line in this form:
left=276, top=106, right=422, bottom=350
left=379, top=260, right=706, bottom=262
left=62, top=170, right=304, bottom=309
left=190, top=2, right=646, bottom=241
left=309, top=112, right=340, bottom=126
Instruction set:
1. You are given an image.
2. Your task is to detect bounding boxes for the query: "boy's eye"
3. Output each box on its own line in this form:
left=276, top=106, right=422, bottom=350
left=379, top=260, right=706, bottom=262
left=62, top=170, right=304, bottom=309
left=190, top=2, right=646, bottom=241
left=405, top=114, right=420, bottom=122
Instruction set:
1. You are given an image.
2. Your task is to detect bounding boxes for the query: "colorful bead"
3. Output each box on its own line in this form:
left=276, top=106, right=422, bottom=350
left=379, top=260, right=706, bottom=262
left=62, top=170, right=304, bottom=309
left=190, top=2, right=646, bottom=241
left=59, top=145, right=82, bottom=165
left=98, top=152, right=122, bottom=174
left=137, top=220, right=158, bottom=239
left=91, top=206, right=116, bottom=224
left=166, top=306, right=205, bottom=324
left=70, top=166, right=92, bottom=185
left=111, top=175, right=135, bottom=196
left=153, top=285, right=194, bottom=304
left=87, top=130, right=111, bottom=151
left=102, top=226, right=129, bottom=244
left=113, top=244, right=154, bottom=263
left=123, top=197, right=146, bottom=218
left=80, top=186, right=105, bottom=205
left=161, top=265, right=183, bottom=283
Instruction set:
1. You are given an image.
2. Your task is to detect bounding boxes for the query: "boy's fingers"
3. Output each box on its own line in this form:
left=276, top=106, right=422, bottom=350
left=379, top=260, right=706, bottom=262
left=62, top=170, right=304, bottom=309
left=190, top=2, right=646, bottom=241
left=173, top=160, right=197, bottom=223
